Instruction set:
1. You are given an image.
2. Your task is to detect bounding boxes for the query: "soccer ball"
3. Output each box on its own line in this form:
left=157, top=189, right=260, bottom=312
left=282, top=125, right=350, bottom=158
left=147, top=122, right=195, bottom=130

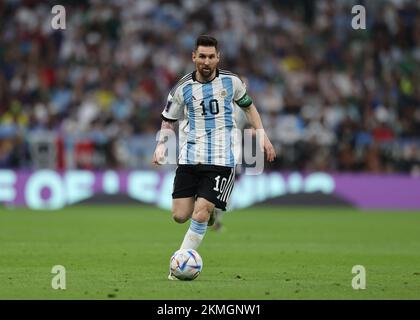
left=170, top=249, right=203, bottom=280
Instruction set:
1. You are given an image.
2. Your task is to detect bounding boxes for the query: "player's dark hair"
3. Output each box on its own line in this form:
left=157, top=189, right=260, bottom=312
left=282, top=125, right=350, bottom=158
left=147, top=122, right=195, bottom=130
left=195, top=35, right=218, bottom=51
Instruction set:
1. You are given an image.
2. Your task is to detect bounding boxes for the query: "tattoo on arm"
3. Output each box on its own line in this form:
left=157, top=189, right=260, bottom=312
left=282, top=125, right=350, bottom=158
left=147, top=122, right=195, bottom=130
left=161, top=120, right=175, bottom=130
left=157, top=120, right=176, bottom=144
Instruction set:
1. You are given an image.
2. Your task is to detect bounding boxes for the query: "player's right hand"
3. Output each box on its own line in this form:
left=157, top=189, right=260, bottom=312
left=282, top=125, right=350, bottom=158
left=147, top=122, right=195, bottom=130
left=152, top=143, right=166, bottom=166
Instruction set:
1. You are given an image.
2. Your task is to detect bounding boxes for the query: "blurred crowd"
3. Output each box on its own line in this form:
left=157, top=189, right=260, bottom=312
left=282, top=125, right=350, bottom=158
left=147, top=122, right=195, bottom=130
left=1, top=0, right=419, bottom=173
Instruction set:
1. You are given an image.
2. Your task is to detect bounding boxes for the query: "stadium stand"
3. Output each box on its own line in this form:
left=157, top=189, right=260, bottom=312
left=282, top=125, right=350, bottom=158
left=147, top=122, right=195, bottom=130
left=0, top=0, right=419, bottom=173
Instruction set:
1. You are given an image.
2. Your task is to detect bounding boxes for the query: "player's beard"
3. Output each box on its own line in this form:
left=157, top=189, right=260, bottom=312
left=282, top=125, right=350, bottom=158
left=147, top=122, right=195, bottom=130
left=198, top=66, right=215, bottom=81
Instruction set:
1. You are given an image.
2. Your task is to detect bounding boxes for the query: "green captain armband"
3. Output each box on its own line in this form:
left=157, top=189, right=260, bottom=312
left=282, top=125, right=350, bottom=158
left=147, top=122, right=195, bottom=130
left=235, top=93, right=253, bottom=108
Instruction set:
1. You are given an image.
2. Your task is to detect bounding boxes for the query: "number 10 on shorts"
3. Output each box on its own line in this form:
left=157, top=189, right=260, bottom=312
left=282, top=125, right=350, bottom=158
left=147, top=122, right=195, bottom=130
left=213, top=175, right=228, bottom=193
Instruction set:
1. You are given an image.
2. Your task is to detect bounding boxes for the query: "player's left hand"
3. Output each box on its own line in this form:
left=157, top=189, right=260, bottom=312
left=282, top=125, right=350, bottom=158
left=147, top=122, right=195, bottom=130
left=262, top=134, right=276, bottom=162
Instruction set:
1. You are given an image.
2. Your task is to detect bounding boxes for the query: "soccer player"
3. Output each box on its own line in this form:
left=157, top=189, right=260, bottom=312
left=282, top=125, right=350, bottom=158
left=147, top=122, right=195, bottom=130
left=152, top=35, right=276, bottom=279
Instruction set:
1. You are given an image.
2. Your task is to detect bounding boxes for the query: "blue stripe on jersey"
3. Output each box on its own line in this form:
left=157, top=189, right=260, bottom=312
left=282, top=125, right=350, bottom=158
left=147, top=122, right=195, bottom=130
left=202, top=82, right=215, bottom=164
left=183, top=84, right=194, bottom=164
left=222, top=77, right=234, bottom=167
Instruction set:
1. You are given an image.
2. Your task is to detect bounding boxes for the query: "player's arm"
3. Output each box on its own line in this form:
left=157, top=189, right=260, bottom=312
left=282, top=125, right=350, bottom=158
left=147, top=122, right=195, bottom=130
left=233, top=76, right=276, bottom=162
left=152, top=90, right=183, bottom=166
left=152, top=117, right=177, bottom=166
left=241, top=103, right=276, bottom=162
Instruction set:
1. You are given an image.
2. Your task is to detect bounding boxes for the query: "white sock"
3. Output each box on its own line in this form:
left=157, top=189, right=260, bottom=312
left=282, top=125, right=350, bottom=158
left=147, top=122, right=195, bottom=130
left=180, top=219, right=207, bottom=250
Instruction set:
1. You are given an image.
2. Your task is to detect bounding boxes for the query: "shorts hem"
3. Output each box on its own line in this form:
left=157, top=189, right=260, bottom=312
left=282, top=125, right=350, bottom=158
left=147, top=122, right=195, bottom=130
left=196, top=193, right=227, bottom=211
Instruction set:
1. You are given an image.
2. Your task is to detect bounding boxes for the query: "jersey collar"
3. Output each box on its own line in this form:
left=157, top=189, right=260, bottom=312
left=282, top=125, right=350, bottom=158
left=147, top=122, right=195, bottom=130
left=192, top=69, right=220, bottom=83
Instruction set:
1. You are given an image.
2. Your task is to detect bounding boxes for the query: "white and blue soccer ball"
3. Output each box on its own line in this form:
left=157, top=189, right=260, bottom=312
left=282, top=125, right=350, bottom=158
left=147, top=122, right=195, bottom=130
left=170, top=249, right=203, bottom=280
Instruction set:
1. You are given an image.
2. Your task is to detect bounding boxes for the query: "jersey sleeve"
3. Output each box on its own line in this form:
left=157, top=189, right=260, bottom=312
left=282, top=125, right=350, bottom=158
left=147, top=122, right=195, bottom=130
left=161, top=88, right=184, bottom=121
left=232, top=76, right=252, bottom=108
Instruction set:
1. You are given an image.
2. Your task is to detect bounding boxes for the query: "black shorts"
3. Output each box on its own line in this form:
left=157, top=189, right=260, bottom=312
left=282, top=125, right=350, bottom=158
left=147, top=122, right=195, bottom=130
left=172, top=164, right=235, bottom=211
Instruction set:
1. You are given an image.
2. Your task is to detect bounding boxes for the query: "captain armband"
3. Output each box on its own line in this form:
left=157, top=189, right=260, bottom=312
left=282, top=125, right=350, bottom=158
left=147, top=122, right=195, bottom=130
left=235, top=93, right=253, bottom=108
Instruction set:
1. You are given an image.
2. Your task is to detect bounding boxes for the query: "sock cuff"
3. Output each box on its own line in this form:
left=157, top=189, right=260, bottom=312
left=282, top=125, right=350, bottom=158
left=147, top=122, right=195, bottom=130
left=190, top=219, right=207, bottom=235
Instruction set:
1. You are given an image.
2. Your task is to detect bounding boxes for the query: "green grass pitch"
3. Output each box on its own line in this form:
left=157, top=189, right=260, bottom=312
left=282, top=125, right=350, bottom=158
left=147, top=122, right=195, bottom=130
left=1, top=205, right=420, bottom=299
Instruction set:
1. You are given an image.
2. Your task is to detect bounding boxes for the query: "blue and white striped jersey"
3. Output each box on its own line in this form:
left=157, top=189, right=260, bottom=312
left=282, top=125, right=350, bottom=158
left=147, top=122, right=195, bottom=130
left=161, top=69, right=250, bottom=168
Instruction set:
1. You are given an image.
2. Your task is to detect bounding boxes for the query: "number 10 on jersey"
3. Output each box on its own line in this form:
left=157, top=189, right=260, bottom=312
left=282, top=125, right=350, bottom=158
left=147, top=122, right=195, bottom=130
left=201, top=99, right=220, bottom=115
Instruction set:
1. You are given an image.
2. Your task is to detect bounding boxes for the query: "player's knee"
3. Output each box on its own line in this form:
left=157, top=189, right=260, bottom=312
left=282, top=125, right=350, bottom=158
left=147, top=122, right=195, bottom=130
left=172, top=209, right=190, bottom=224
left=193, top=206, right=213, bottom=223
left=172, top=214, right=189, bottom=224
